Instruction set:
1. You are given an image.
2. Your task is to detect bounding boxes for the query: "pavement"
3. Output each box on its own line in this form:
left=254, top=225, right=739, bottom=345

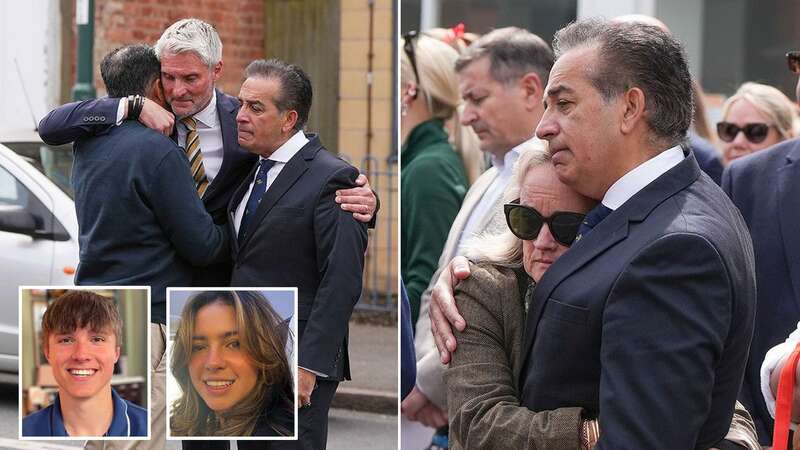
left=331, top=319, right=398, bottom=415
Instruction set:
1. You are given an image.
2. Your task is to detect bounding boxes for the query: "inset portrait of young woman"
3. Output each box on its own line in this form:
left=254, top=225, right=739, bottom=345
left=169, top=290, right=295, bottom=437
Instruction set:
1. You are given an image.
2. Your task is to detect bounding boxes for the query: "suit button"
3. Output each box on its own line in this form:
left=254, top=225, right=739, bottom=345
left=83, top=117, right=89, bottom=122
left=100, top=116, right=106, bottom=122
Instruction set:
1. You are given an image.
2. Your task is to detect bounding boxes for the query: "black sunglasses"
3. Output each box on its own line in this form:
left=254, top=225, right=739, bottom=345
left=403, top=30, right=421, bottom=98
left=787, top=51, right=800, bottom=74
left=504, top=200, right=585, bottom=247
left=716, top=122, right=770, bottom=144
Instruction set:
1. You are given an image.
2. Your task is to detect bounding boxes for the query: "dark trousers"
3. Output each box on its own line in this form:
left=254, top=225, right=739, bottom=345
left=182, top=380, right=340, bottom=450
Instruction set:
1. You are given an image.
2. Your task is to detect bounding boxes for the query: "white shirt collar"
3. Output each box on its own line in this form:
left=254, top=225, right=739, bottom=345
left=602, top=145, right=684, bottom=210
left=262, top=130, right=310, bottom=163
left=189, top=89, right=219, bottom=128
left=490, top=137, right=535, bottom=172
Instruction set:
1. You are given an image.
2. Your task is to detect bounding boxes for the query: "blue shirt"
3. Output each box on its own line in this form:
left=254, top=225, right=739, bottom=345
left=22, top=388, right=147, bottom=437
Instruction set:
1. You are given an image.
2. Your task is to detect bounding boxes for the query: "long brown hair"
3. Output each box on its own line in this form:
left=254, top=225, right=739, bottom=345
left=170, top=291, right=294, bottom=436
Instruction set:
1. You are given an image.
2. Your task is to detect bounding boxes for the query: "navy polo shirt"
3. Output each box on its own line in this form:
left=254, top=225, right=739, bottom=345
left=22, top=388, right=147, bottom=437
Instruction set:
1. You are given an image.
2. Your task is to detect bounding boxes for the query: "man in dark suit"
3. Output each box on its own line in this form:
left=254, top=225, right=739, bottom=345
left=229, top=59, right=367, bottom=449
left=723, top=50, right=800, bottom=445
left=430, top=19, right=756, bottom=448
left=724, top=136, right=800, bottom=445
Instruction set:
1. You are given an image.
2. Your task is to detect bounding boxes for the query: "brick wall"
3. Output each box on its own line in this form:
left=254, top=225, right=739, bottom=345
left=83, top=0, right=264, bottom=97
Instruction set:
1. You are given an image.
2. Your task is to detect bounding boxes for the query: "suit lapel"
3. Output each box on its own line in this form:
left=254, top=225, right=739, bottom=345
left=228, top=161, right=259, bottom=256
left=205, top=90, right=239, bottom=203
left=237, top=141, right=314, bottom=249
left=777, top=146, right=800, bottom=311
left=518, top=151, right=701, bottom=374
left=439, top=168, right=499, bottom=264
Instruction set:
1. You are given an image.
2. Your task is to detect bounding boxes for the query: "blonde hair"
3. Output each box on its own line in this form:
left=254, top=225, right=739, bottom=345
left=721, top=82, right=800, bottom=140
left=401, top=33, right=484, bottom=184
left=463, top=142, right=552, bottom=267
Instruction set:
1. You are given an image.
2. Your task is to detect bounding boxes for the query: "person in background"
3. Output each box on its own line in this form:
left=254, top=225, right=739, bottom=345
left=734, top=50, right=800, bottom=447
left=717, top=82, right=799, bottom=165
left=401, top=31, right=473, bottom=326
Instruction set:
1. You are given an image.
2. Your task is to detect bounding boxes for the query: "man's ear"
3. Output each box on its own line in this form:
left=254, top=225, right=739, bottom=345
left=212, top=60, right=223, bottom=83
left=282, top=110, right=299, bottom=134
left=149, top=77, right=167, bottom=107
left=42, top=338, right=50, bottom=363
left=620, top=87, right=646, bottom=134
left=519, top=72, right=543, bottom=111
left=114, top=346, right=121, bottom=364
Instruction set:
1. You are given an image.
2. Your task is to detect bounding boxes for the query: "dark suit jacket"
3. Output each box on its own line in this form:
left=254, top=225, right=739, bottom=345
left=38, top=90, right=257, bottom=286
left=229, top=134, right=368, bottom=381
left=447, top=262, right=584, bottom=450
left=722, top=138, right=800, bottom=445
left=519, top=153, right=756, bottom=449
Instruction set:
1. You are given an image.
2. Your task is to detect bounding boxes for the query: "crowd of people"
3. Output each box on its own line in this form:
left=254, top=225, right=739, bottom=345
left=401, top=15, right=800, bottom=450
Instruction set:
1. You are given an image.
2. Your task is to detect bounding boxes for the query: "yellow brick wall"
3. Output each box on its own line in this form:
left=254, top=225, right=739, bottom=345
left=339, top=0, right=398, bottom=301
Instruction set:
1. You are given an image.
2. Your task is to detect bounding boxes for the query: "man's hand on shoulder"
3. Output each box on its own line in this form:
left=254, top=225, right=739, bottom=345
left=137, top=98, right=174, bottom=136
left=430, top=256, right=471, bottom=364
left=336, top=174, right=376, bottom=223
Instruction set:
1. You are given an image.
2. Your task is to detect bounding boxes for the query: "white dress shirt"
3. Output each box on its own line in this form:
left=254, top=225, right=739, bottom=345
left=601, top=145, right=684, bottom=211
left=456, top=140, right=527, bottom=252
left=232, top=130, right=309, bottom=234
left=116, top=91, right=225, bottom=183
left=176, top=90, right=224, bottom=183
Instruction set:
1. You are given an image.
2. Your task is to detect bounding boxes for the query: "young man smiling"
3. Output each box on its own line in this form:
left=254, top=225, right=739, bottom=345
left=22, top=291, right=147, bottom=437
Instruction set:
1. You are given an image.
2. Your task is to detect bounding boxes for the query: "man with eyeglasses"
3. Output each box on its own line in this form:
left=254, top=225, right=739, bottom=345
left=730, top=50, right=800, bottom=446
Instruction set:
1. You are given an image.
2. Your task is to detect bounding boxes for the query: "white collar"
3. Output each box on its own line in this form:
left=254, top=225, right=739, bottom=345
left=491, top=137, right=537, bottom=172
left=602, top=145, right=684, bottom=210
left=262, top=130, right=310, bottom=163
left=186, top=89, right=219, bottom=128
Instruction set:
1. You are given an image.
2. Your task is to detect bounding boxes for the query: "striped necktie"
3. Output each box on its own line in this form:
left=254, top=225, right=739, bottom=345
left=181, top=116, right=210, bottom=197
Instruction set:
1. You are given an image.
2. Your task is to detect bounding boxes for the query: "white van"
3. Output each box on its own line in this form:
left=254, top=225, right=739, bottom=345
left=0, top=129, right=79, bottom=376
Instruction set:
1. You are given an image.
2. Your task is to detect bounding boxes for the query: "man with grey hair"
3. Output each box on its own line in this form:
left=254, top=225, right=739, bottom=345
left=39, top=17, right=377, bottom=450
left=403, top=26, right=555, bottom=445
left=429, top=18, right=756, bottom=448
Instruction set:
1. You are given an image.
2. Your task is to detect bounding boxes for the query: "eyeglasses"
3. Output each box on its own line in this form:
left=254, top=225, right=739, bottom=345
left=787, top=51, right=800, bottom=74
left=504, top=200, right=585, bottom=247
left=716, top=122, right=771, bottom=144
left=403, top=30, right=421, bottom=97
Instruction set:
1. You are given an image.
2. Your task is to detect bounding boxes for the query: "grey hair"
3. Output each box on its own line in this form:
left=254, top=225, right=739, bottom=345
left=455, top=27, right=554, bottom=87
left=154, top=18, right=223, bottom=67
left=552, top=18, right=693, bottom=147
left=721, top=82, right=800, bottom=140
left=462, top=141, right=552, bottom=267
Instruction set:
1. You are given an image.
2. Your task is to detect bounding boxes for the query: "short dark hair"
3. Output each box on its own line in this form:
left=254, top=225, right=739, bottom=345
left=455, top=27, right=554, bottom=87
left=244, top=59, right=312, bottom=132
left=100, top=44, right=161, bottom=98
left=41, top=290, right=123, bottom=351
left=552, top=18, right=694, bottom=145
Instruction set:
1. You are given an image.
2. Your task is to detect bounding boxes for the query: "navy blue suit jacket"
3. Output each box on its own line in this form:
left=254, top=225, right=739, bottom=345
left=520, top=153, right=756, bottom=449
left=38, top=90, right=256, bottom=286
left=228, top=134, right=367, bottom=381
left=722, top=138, right=800, bottom=445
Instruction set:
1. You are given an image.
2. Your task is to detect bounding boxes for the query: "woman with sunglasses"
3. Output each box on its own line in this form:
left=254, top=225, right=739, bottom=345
left=401, top=32, right=482, bottom=328
left=444, top=147, right=597, bottom=449
left=445, top=148, right=760, bottom=450
left=717, top=82, right=799, bottom=165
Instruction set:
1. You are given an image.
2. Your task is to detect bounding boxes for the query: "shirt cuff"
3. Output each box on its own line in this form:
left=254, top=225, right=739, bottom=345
left=115, top=98, right=126, bottom=125
left=299, top=366, right=328, bottom=378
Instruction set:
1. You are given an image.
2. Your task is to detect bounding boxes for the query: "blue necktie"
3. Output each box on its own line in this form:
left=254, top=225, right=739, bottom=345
left=576, top=203, right=613, bottom=240
left=238, top=159, right=276, bottom=243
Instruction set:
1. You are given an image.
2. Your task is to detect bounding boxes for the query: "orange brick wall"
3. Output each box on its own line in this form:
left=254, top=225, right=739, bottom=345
left=81, top=0, right=265, bottom=97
